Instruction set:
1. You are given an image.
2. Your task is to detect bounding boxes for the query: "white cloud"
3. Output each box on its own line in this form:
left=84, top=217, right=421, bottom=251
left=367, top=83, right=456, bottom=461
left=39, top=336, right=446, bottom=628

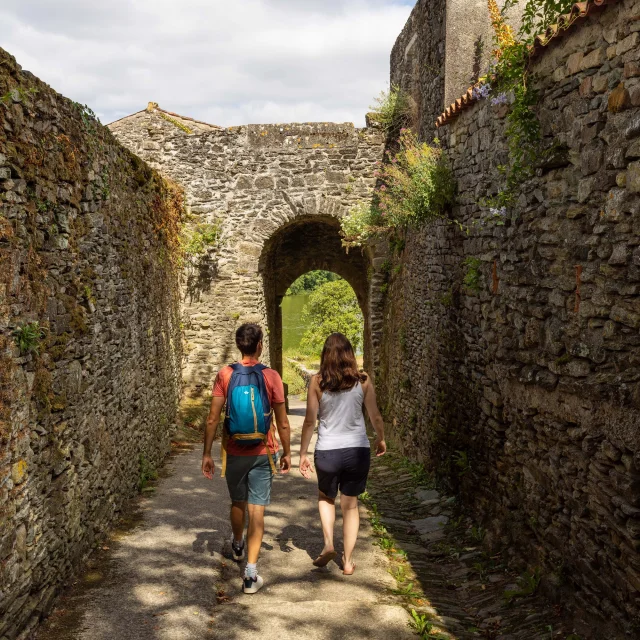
left=0, top=0, right=414, bottom=127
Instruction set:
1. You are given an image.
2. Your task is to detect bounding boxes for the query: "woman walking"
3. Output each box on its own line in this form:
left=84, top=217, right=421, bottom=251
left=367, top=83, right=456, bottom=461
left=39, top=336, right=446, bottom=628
left=299, top=332, right=386, bottom=575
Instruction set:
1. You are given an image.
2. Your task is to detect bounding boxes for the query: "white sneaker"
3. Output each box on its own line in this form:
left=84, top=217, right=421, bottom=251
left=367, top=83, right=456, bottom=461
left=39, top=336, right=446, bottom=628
left=242, top=574, right=264, bottom=594
left=231, top=537, right=245, bottom=562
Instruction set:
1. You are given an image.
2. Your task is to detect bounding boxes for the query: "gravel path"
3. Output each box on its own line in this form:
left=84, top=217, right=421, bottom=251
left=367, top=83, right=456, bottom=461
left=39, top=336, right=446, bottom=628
left=36, top=400, right=414, bottom=640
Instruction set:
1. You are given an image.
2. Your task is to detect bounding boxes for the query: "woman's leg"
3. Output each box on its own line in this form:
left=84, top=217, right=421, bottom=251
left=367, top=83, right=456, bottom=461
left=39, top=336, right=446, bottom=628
left=318, top=491, right=336, bottom=554
left=340, top=495, right=359, bottom=571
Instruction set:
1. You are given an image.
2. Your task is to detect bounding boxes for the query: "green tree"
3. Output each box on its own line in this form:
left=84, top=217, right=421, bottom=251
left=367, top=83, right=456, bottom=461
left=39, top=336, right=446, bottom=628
left=286, top=270, right=341, bottom=295
left=299, top=280, right=363, bottom=354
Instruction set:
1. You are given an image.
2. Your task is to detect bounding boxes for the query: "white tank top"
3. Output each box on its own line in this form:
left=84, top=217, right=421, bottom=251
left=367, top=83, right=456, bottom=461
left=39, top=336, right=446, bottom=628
left=315, top=382, right=370, bottom=451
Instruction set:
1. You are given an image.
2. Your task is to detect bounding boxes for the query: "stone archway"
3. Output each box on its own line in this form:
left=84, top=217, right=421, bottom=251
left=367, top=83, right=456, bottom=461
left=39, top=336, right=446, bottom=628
left=259, top=215, right=371, bottom=378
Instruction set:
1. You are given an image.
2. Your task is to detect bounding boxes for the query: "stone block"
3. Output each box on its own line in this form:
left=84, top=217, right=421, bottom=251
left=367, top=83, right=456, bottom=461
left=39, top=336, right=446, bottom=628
left=411, top=515, right=448, bottom=535
left=592, top=75, right=608, bottom=93
left=566, top=52, right=584, bottom=75
left=609, top=244, right=629, bottom=265
left=625, top=61, right=640, bottom=78
left=580, top=48, right=605, bottom=71
left=581, top=146, right=604, bottom=175
left=11, top=461, right=27, bottom=485
left=610, top=305, right=640, bottom=328
left=616, top=33, right=639, bottom=58
left=627, top=161, right=640, bottom=192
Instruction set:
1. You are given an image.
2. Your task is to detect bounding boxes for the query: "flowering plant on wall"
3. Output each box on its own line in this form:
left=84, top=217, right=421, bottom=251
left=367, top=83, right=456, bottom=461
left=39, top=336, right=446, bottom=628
left=472, top=0, right=576, bottom=208
left=341, top=130, right=456, bottom=246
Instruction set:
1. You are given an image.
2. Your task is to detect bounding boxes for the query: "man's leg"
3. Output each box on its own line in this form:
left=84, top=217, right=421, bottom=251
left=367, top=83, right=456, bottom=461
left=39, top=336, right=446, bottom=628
left=225, top=455, right=250, bottom=561
left=230, top=501, right=247, bottom=543
left=242, top=455, right=273, bottom=592
left=246, top=503, right=265, bottom=563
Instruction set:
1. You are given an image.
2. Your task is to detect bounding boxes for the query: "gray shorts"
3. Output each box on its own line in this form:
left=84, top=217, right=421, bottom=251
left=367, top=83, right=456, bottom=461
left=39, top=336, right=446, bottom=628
left=225, top=454, right=277, bottom=506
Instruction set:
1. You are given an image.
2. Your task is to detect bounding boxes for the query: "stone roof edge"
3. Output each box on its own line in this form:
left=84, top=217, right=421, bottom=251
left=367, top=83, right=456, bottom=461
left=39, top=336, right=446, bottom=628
left=435, top=0, right=619, bottom=129
left=107, top=103, right=224, bottom=130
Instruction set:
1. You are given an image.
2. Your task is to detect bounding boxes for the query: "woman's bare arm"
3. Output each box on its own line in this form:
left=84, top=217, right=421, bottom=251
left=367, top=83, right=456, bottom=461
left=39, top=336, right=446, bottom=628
left=299, top=375, right=321, bottom=477
left=362, top=375, right=386, bottom=456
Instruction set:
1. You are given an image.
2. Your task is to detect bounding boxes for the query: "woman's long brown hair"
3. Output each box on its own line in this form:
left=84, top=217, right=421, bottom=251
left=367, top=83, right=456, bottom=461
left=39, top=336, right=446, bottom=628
left=318, top=333, right=367, bottom=392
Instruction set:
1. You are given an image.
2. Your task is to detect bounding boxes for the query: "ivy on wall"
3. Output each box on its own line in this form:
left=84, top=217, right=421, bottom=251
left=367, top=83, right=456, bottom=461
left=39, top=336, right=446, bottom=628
left=477, top=0, right=577, bottom=208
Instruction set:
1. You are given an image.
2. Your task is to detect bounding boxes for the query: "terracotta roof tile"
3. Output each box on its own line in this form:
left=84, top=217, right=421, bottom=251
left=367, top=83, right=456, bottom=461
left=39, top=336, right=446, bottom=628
left=435, top=0, right=619, bottom=128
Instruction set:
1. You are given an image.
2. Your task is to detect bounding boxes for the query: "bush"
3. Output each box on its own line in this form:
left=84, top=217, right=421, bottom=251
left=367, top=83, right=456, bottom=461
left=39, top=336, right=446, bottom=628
left=340, top=202, right=381, bottom=247
left=341, top=131, right=456, bottom=246
left=299, top=280, right=363, bottom=355
left=368, top=85, right=415, bottom=135
left=377, top=130, right=456, bottom=227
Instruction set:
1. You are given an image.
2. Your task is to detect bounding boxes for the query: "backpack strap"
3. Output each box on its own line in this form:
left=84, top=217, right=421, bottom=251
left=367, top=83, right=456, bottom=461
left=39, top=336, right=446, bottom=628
left=222, top=362, right=276, bottom=477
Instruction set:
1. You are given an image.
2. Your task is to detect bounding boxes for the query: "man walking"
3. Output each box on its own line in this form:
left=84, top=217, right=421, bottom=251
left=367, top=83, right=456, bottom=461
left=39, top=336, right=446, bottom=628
left=202, top=323, right=291, bottom=594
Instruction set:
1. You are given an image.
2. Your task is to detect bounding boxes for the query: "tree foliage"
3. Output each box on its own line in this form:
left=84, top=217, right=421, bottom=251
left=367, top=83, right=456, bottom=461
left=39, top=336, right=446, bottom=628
left=286, top=270, right=340, bottom=295
left=299, top=280, right=363, bottom=354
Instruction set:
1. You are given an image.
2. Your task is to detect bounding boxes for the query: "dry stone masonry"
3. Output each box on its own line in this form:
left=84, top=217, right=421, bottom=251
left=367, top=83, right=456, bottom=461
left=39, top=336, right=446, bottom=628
left=378, top=0, right=640, bottom=634
left=3, top=0, right=640, bottom=637
left=109, top=107, right=385, bottom=388
left=0, top=49, right=182, bottom=639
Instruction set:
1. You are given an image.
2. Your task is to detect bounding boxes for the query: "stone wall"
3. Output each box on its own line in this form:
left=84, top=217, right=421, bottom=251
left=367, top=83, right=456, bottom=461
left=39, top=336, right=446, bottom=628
left=381, top=0, right=640, bottom=633
left=0, top=49, right=182, bottom=639
left=390, top=0, right=447, bottom=141
left=109, top=107, right=384, bottom=390
left=391, top=0, right=528, bottom=140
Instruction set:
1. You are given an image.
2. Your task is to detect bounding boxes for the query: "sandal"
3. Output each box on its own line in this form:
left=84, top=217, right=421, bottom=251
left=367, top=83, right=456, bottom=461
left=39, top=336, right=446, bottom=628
left=313, top=550, right=337, bottom=567
left=342, top=553, right=356, bottom=575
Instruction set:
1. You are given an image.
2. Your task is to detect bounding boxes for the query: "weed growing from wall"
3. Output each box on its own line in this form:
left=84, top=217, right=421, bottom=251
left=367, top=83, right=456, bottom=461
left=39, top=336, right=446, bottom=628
left=180, top=223, right=221, bottom=260
left=341, top=131, right=456, bottom=246
left=368, top=86, right=416, bottom=136
left=13, top=322, right=44, bottom=355
left=462, top=257, right=483, bottom=293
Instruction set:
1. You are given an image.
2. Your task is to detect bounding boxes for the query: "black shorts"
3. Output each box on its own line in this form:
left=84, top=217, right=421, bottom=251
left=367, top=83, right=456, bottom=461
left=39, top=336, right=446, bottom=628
left=314, top=447, right=371, bottom=499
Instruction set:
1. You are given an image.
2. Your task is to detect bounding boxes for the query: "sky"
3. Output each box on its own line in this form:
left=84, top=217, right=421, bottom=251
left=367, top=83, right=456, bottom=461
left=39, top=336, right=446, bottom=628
left=0, top=0, right=415, bottom=127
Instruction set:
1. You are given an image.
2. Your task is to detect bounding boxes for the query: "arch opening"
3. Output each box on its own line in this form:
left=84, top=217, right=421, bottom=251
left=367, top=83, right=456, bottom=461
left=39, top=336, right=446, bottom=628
left=259, top=215, right=371, bottom=389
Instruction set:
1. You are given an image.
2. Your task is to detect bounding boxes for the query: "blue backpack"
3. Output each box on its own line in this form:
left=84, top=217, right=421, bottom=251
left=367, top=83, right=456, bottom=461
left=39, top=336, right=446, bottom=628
left=221, top=363, right=276, bottom=476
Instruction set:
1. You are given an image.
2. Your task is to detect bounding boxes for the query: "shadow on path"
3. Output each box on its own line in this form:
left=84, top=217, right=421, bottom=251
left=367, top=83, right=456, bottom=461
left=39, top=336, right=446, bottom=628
left=35, top=401, right=414, bottom=640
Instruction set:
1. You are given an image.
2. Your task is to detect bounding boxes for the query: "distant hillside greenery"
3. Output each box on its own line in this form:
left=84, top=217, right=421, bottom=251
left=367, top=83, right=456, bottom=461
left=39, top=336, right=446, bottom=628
left=286, top=270, right=341, bottom=295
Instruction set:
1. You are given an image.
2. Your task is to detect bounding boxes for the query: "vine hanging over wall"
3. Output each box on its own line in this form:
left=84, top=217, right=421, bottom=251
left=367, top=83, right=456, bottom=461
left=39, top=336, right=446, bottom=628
left=476, top=0, right=576, bottom=209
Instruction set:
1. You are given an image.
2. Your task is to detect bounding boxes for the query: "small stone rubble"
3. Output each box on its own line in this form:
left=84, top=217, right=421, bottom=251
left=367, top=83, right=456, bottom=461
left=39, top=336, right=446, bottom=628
left=367, top=453, right=591, bottom=640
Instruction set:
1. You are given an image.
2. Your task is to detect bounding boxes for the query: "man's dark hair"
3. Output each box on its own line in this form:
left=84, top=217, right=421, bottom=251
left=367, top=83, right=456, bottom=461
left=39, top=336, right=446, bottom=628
left=235, top=323, right=263, bottom=356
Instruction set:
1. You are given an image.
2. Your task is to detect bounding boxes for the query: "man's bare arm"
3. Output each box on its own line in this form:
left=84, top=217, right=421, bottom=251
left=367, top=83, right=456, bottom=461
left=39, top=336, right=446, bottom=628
left=202, top=396, right=225, bottom=478
left=273, top=402, right=291, bottom=473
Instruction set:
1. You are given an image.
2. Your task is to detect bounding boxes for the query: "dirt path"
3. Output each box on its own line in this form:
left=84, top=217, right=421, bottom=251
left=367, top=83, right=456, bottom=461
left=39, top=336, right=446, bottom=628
left=36, top=400, right=414, bottom=640
left=36, top=397, right=589, bottom=640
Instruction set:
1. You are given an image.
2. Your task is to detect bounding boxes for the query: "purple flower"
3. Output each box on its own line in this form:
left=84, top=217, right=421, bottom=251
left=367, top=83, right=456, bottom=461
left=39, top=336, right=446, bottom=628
left=491, top=93, right=508, bottom=106
left=472, top=84, right=492, bottom=100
